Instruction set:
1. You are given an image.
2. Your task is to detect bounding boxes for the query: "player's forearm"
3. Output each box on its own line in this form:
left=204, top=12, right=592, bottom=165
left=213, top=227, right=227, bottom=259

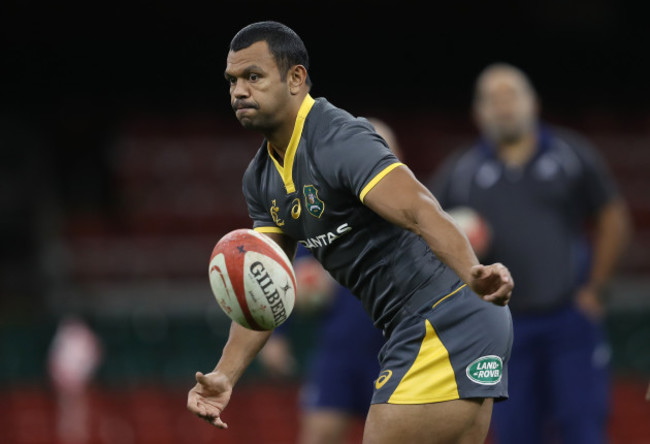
left=587, top=199, right=632, bottom=290
left=261, top=232, right=298, bottom=263
left=214, top=322, right=273, bottom=385
left=412, top=202, right=480, bottom=284
left=363, top=166, right=479, bottom=283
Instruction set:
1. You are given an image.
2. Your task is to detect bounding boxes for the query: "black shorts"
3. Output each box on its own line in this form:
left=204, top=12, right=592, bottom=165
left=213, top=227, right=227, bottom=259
left=372, top=284, right=513, bottom=404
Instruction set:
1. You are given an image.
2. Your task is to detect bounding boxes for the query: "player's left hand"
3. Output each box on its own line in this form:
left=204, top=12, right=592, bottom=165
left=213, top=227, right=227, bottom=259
left=469, top=263, right=513, bottom=306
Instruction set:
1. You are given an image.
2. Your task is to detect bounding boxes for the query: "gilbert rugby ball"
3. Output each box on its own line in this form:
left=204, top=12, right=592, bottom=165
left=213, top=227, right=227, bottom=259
left=447, top=206, right=492, bottom=259
left=208, top=229, right=296, bottom=330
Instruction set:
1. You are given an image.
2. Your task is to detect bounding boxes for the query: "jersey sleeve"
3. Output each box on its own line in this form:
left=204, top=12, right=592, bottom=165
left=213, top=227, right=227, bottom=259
left=316, top=119, right=403, bottom=203
left=242, top=164, right=284, bottom=234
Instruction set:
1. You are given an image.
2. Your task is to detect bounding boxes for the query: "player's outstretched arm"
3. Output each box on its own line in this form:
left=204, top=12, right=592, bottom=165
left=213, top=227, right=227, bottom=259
left=187, top=231, right=296, bottom=427
left=363, top=165, right=513, bottom=306
left=187, top=322, right=273, bottom=428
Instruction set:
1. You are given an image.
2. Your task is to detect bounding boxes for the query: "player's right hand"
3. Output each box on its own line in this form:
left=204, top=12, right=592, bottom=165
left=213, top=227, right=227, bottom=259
left=469, top=263, right=514, bottom=306
left=187, top=371, right=233, bottom=428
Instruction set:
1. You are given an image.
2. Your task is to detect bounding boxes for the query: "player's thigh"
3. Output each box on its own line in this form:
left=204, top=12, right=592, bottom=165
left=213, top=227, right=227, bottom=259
left=299, top=409, right=351, bottom=444
left=363, top=398, right=493, bottom=444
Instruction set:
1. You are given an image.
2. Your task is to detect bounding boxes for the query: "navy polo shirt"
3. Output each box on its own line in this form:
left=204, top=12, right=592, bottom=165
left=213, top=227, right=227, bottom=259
left=429, top=125, right=618, bottom=314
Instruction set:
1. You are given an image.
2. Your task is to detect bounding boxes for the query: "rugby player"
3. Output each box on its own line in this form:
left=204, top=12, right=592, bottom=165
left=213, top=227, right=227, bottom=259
left=187, top=21, right=514, bottom=443
left=259, top=118, right=399, bottom=444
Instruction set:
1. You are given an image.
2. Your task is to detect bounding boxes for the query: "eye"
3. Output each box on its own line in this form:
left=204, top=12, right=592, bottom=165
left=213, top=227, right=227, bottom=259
left=249, top=73, right=259, bottom=82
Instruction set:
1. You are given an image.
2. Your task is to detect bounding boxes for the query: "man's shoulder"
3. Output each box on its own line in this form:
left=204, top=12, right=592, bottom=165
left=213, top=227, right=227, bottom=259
left=547, top=124, right=598, bottom=154
left=440, top=143, right=483, bottom=174
left=424, top=143, right=481, bottom=193
left=306, top=97, right=375, bottom=147
left=546, top=124, right=606, bottom=167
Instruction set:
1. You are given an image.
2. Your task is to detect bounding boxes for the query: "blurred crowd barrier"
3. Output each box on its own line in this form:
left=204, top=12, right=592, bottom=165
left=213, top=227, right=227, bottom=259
left=40, top=112, right=650, bottom=314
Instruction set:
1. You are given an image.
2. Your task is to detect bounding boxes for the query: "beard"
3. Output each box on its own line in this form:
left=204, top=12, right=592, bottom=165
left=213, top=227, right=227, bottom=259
left=237, top=113, right=277, bottom=133
left=233, top=101, right=278, bottom=133
left=485, top=118, right=533, bottom=145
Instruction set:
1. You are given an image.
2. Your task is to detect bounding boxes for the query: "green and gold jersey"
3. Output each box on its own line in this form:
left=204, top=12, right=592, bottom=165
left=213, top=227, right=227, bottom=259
left=242, top=95, right=460, bottom=329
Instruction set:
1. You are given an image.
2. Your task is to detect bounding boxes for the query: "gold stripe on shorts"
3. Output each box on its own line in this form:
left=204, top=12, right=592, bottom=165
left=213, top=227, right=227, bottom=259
left=432, top=283, right=467, bottom=309
left=388, top=319, right=459, bottom=404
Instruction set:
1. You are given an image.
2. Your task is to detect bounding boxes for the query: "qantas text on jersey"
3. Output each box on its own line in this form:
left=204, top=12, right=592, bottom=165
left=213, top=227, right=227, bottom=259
left=298, top=223, right=352, bottom=249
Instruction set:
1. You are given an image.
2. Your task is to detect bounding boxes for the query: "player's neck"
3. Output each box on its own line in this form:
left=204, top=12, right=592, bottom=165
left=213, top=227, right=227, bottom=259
left=265, top=106, right=302, bottom=164
left=496, top=131, right=538, bottom=168
left=265, top=92, right=311, bottom=164
left=267, top=130, right=291, bottom=164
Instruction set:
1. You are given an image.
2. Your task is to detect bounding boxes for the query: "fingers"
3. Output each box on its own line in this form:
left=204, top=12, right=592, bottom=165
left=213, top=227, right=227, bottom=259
left=198, top=404, right=228, bottom=429
left=187, top=393, right=228, bottom=429
left=195, top=371, right=206, bottom=384
left=477, top=263, right=514, bottom=306
left=198, top=410, right=228, bottom=429
left=212, top=416, right=229, bottom=429
left=481, top=277, right=513, bottom=305
left=482, top=289, right=512, bottom=306
left=472, top=263, right=511, bottom=285
left=483, top=263, right=510, bottom=284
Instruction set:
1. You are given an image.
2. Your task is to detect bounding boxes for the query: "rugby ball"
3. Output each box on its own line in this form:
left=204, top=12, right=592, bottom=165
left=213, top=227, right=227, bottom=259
left=447, top=206, right=492, bottom=260
left=208, top=229, right=296, bottom=330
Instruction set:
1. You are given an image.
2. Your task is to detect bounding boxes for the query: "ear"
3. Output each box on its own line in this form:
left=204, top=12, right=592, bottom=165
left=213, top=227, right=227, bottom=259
left=288, top=65, right=308, bottom=95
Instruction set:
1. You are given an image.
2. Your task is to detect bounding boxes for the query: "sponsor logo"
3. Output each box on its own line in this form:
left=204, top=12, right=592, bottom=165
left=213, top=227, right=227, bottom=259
left=298, top=223, right=352, bottom=249
left=291, top=198, right=301, bottom=219
left=249, top=261, right=288, bottom=325
left=466, top=355, right=503, bottom=385
left=303, top=185, right=325, bottom=218
left=375, top=370, right=393, bottom=389
left=269, top=199, right=285, bottom=226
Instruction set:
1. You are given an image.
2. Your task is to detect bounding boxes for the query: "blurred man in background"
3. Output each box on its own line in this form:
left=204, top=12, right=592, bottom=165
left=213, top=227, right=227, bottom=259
left=259, top=118, right=400, bottom=444
left=429, top=63, right=631, bottom=444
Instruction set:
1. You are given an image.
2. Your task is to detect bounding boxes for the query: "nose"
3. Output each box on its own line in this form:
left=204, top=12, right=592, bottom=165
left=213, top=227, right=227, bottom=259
left=231, top=79, right=250, bottom=99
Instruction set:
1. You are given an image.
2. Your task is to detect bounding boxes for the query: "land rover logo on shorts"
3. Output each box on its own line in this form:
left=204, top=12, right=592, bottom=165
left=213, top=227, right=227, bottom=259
left=303, top=185, right=325, bottom=218
left=466, top=355, right=503, bottom=385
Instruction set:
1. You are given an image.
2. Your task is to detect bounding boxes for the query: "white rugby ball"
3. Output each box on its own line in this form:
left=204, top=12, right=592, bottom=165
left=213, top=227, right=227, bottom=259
left=208, top=229, right=296, bottom=330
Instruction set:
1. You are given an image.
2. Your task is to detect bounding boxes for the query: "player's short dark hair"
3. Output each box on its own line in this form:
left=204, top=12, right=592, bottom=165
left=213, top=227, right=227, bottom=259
left=230, top=21, right=312, bottom=87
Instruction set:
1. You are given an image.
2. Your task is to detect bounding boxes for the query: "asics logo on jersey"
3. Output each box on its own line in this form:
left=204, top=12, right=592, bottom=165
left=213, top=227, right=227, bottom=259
left=375, top=370, right=393, bottom=389
left=291, top=198, right=301, bottom=219
left=299, top=223, right=352, bottom=249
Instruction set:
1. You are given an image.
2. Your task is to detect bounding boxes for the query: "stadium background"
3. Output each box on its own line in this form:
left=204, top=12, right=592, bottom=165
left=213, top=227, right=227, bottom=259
left=1, top=1, right=649, bottom=443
